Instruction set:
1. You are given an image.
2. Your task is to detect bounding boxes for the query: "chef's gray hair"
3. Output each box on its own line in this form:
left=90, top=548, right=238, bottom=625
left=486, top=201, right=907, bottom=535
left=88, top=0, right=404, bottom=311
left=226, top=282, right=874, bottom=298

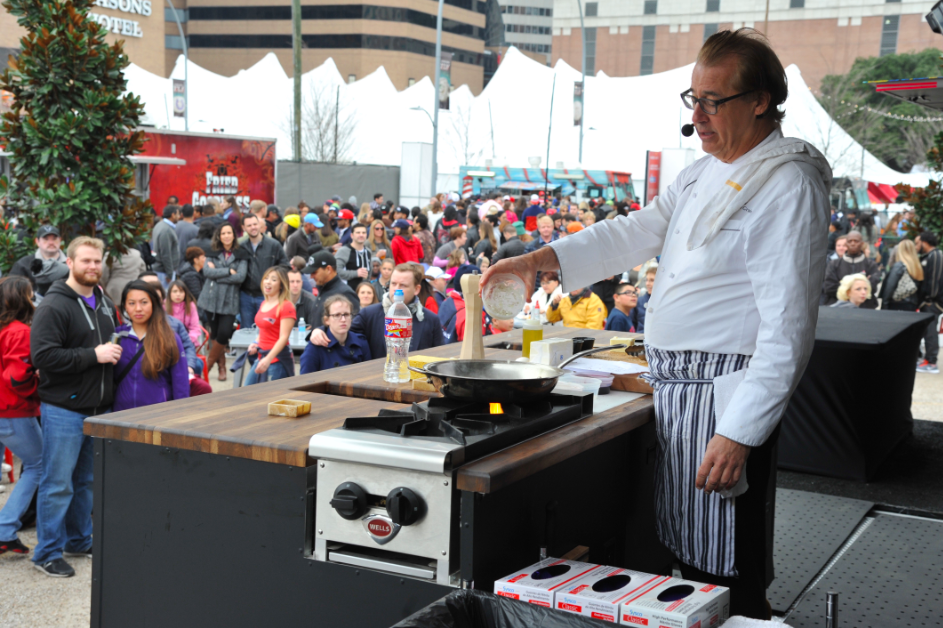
left=698, top=28, right=787, bottom=124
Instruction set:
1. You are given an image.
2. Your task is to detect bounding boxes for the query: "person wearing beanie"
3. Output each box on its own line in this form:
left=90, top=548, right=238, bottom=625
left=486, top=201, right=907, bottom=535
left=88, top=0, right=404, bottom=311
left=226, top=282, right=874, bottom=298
left=567, top=221, right=585, bottom=234
left=391, top=219, right=424, bottom=265
left=522, top=194, right=544, bottom=232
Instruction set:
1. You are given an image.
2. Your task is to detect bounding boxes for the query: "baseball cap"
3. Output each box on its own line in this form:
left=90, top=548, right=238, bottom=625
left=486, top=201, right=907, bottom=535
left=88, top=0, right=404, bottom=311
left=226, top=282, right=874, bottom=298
left=302, top=250, right=337, bottom=273
left=530, top=194, right=539, bottom=202
left=304, top=213, right=324, bottom=228
left=393, top=218, right=411, bottom=230
left=338, top=209, right=355, bottom=220
left=513, top=221, right=526, bottom=236
left=425, top=266, right=446, bottom=280
left=36, top=225, right=61, bottom=238
left=284, top=214, right=301, bottom=229
left=567, top=221, right=585, bottom=233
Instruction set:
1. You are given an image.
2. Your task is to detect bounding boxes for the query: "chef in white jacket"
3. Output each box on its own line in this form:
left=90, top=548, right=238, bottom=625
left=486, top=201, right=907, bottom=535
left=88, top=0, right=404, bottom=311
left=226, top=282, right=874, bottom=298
left=482, top=29, right=831, bottom=619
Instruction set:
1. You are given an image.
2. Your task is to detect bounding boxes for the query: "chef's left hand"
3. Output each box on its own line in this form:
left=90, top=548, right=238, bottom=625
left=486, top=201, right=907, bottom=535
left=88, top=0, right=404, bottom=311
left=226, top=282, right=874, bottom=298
left=696, top=435, right=750, bottom=494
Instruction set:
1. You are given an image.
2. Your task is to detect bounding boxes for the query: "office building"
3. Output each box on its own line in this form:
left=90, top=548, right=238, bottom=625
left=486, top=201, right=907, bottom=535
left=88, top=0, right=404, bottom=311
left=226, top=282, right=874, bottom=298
left=551, top=0, right=937, bottom=92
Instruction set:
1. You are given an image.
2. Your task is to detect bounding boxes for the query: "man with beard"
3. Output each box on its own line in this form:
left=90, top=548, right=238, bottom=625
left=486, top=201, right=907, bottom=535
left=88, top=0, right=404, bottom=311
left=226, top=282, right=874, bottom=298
left=30, top=237, right=121, bottom=577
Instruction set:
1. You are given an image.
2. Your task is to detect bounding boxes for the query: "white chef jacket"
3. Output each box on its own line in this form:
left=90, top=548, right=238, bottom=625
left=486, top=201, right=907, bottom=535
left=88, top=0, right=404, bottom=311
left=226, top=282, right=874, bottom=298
left=550, top=129, right=830, bottom=447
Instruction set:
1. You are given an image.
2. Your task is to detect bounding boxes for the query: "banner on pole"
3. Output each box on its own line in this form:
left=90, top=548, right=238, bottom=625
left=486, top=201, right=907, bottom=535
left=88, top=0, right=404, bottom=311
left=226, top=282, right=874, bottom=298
left=573, top=82, right=583, bottom=127
left=438, top=52, right=453, bottom=111
left=644, top=151, right=661, bottom=205
left=172, top=79, right=186, bottom=118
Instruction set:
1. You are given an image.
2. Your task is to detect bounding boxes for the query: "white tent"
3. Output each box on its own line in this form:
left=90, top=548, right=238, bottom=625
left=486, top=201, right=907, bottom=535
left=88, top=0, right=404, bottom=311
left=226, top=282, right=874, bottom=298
left=128, top=47, right=931, bottom=189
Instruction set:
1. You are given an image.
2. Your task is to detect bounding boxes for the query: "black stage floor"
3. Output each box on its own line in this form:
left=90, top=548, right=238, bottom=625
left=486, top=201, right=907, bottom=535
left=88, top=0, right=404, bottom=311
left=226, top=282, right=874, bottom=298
left=777, top=419, right=943, bottom=516
left=769, top=419, right=943, bottom=626
left=782, top=513, right=943, bottom=628
left=768, top=490, right=872, bottom=614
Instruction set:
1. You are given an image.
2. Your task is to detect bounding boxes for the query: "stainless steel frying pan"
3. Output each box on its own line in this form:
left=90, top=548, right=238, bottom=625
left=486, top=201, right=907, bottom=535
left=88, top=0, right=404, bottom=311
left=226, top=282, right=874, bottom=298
left=407, top=345, right=627, bottom=403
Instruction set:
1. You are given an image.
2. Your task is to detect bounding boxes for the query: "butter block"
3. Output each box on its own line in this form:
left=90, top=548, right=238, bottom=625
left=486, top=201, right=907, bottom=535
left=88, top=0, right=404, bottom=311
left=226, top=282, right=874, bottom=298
left=530, top=338, right=573, bottom=367
left=408, top=355, right=452, bottom=380
left=609, top=336, right=636, bottom=350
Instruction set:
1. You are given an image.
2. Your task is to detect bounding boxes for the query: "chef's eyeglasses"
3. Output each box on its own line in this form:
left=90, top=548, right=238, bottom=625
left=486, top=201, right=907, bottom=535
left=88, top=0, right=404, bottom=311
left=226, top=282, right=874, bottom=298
left=680, top=89, right=754, bottom=115
left=327, top=313, right=352, bottom=320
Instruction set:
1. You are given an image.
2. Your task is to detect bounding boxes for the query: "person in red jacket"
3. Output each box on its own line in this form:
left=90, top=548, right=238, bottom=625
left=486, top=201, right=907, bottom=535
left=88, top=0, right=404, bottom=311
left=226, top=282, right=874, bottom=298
left=391, top=219, right=424, bottom=265
left=0, top=276, right=42, bottom=556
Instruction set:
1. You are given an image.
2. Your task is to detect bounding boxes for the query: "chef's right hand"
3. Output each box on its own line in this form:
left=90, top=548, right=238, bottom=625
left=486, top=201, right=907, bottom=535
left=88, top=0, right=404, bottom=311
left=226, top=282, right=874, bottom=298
left=481, top=247, right=558, bottom=297
left=309, top=328, right=331, bottom=347
left=96, top=343, right=123, bottom=364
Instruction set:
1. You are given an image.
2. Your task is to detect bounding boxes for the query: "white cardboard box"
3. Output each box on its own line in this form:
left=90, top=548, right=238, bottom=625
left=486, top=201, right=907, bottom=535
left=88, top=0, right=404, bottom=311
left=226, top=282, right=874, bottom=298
left=620, top=577, right=730, bottom=627
left=553, top=565, right=666, bottom=623
left=530, top=338, right=573, bottom=367
left=493, top=557, right=601, bottom=608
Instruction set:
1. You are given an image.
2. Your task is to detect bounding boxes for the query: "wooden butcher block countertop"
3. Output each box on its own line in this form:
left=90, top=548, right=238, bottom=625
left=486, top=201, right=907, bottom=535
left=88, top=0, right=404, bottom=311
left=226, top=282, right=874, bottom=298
left=85, top=328, right=653, bottom=488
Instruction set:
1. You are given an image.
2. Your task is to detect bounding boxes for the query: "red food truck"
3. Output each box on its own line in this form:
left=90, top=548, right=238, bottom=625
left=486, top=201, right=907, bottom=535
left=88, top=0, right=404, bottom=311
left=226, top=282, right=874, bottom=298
left=132, top=128, right=277, bottom=210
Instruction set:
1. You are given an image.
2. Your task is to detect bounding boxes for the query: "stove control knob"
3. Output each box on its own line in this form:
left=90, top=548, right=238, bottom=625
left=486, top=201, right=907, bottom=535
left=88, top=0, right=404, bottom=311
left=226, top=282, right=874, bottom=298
left=386, top=487, right=425, bottom=526
left=330, top=482, right=368, bottom=520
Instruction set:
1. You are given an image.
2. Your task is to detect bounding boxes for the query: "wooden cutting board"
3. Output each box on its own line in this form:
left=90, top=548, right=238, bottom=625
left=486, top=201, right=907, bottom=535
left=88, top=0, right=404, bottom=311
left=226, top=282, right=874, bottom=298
left=85, top=388, right=412, bottom=467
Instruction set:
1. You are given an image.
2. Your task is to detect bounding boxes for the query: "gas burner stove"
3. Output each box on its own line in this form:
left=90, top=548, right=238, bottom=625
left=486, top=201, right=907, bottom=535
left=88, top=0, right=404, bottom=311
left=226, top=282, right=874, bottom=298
left=337, top=395, right=592, bottom=468
left=308, top=392, right=593, bottom=586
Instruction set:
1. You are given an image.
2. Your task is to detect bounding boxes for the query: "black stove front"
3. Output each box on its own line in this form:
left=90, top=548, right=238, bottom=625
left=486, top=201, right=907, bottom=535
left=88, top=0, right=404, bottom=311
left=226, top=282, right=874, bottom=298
left=342, top=393, right=593, bottom=464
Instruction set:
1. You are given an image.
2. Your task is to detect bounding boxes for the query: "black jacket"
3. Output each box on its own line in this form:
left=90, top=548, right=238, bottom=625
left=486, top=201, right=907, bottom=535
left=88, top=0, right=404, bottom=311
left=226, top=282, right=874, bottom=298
left=30, top=280, right=118, bottom=414
left=310, top=275, right=360, bottom=328
left=822, top=254, right=881, bottom=309
left=178, top=261, right=206, bottom=300
left=10, top=251, right=69, bottom=296
left=879, top=261, right=920, bottom=310
left=241, top=235, right=289, bottom=297
left=491, top=237, right=527, bottom=264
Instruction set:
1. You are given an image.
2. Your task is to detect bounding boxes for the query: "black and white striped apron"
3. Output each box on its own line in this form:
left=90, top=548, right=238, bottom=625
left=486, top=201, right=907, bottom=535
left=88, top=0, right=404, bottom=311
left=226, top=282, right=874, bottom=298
left=642, top=345, right=750, bottom=578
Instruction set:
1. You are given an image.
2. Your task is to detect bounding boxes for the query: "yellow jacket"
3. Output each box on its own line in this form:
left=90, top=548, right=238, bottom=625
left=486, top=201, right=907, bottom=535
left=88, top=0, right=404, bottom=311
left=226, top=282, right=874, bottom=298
left=546, top=292, right=608, bottom=329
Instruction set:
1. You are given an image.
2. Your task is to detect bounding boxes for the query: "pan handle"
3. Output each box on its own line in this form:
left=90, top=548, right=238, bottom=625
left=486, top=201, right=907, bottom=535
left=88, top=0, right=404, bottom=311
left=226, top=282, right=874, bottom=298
left=407, top=366, right=431, bottom=381
left=557, top=344, right=627, bottom=369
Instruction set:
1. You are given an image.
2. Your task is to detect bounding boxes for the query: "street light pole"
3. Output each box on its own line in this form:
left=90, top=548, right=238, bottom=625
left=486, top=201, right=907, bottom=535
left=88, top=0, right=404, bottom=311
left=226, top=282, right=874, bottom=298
left=166, top=0, right=188, bottom=131
left=292, top=0, right=302, bottom=161
left=576, top=0, right=585, bottom=163
left=431, top=0, right=444, bottom=198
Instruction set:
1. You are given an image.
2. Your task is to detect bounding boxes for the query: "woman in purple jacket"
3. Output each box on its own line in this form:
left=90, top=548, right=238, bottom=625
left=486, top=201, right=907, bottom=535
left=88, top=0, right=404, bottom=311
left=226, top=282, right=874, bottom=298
left=113, top=280, right=189, bottom=412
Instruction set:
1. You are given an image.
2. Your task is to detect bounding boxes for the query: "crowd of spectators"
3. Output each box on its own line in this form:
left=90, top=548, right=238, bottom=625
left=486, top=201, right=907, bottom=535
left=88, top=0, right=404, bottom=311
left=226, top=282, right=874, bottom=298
left=1, top=186, right=934, bottom=578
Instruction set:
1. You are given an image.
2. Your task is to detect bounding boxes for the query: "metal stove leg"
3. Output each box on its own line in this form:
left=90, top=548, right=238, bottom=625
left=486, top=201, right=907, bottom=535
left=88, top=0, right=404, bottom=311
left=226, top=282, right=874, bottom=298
left=826, top=591, right=838, bottom=628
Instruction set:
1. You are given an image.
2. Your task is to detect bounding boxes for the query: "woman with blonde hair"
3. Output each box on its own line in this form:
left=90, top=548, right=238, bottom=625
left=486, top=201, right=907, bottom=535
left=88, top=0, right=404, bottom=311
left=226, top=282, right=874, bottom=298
left=366, top=219, right=393, bottom=260
left=832, top=273, right=871, bottom=309
left=244, top=266, right=297, bottom=385
left=358, top=203, right=373, bottom=226
left=880, top=239, right=923, bottom=311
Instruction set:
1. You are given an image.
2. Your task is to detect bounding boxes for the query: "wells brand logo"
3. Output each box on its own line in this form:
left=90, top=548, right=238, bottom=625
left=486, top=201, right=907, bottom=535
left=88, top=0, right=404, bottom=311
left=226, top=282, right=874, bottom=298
left=368, top=520, right=392, bottom=537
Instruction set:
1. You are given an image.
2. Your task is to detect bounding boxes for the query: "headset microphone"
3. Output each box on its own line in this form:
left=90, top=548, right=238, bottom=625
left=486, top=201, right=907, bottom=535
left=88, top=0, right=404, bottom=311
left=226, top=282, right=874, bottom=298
left=681, top=124, right=695, bottom=137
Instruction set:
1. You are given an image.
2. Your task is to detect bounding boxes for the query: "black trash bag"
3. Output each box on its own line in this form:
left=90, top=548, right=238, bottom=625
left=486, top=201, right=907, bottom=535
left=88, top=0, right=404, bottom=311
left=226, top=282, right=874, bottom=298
left=392, top=589, right=613, bottom=628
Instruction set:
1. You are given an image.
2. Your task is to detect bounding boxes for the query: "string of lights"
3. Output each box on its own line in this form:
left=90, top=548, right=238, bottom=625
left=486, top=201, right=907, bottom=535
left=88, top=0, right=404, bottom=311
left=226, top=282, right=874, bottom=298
left=824, top=97, right=943, bottom=123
